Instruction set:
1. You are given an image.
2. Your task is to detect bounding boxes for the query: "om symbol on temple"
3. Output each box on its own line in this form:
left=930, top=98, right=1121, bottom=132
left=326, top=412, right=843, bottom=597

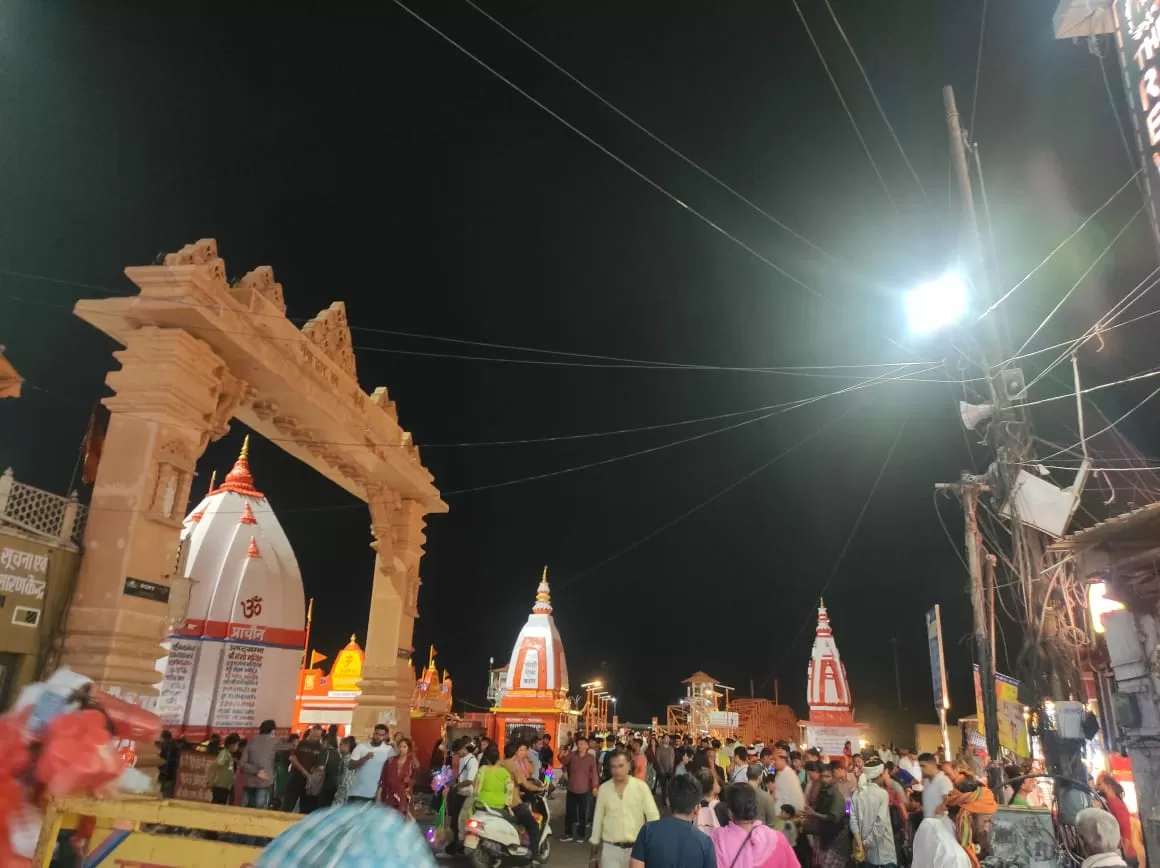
left=241, top=595, right=263, bottom=619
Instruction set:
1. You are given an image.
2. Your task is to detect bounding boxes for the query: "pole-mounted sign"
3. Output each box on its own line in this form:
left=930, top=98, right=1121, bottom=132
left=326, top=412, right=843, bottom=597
left=926, top=605, right=952, bottom=758
left=1113, top=0, right=1160, bottom=250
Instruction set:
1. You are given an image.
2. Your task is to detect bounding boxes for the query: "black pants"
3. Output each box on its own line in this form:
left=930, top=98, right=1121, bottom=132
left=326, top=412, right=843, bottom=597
left=281, top=772, right=318, bottom=814
left=655, top=773, right=671, bottom=805
left=564, top=791, right=593, bottom=839
left=446, top=790, right=467, bottom=848
left=514, top=802, right=539, bottom=857
left=211, top=786, right=231, bottom=805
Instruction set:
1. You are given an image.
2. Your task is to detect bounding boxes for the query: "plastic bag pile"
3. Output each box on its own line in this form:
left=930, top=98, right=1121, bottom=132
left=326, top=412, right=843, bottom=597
left=1, top=667, right=161, bottom=865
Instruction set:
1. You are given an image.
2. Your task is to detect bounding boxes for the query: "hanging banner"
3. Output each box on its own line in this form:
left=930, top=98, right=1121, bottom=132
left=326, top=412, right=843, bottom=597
left=1113, top=0, right=1160, bottom=251
left=926, top=606, right=950, bottom=712
left=972, top=665, right=1030, bottom=758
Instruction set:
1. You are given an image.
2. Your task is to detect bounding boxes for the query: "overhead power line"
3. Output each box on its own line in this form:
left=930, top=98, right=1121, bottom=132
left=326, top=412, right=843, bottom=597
left=1040, top=382, right=1160, bottom=461
left=4, top=283, right=931, bottom=378
left=1014, top=260, right=1160, bottom=394
left=388, top=0, right=831, bottom=304
left=791, top=0, right=899, bottom=213
left=460, top=0, right=842, bottom=266
left=554, top=398, right=867, bottom=594
left=1011, top=204, right=1145, bottom=360
left=758, top=413, right=909, bottom=692
left=819, top=0, right=930, bottom=205
left=969, top=0, right=989, bottom=136
left=1018, top=365, right=1160, bottom=410
left=441, top=363, right=934, bottom=495
left=17, top=375, right=844, bottom=450
left=977, top=168, right=1143, bottom=324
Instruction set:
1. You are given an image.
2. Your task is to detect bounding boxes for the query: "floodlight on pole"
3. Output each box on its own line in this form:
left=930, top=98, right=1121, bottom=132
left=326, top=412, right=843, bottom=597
left=905, top=272, right=968, bottom=334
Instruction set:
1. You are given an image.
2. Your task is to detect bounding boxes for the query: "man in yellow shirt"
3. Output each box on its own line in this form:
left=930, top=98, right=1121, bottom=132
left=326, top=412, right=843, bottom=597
left=589, top=750, right=660, bottom=868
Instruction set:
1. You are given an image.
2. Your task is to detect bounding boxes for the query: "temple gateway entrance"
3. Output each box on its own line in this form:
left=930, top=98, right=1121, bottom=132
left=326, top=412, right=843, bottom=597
left=64, top=239, right=447, bottom=770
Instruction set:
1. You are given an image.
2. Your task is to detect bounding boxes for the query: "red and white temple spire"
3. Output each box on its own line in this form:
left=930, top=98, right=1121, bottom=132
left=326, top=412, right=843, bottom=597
left=533, top=565, right=552, bottom=615
left=806, top=599, right=854, bottom=724
left=496, top=566, right=570, bottom=706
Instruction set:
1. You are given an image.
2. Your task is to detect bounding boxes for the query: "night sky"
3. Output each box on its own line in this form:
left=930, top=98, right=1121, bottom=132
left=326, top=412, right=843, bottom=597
left=3, top=1, right=1160, bottom=737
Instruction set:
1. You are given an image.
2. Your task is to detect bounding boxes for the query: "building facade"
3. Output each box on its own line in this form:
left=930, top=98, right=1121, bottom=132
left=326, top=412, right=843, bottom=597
left=0, top=468, right=85, bottom=706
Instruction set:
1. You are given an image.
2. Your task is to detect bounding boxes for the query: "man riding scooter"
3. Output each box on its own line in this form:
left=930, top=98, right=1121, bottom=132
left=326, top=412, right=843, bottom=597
left=470, top=742, right=549, bottom=865
left=503, top=740, right=548, bottom=864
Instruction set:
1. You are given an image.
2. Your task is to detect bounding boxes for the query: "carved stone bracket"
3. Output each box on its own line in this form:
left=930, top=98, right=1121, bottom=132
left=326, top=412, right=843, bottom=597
left=303, top=301, right=357, bottom=380
left=367, top=484, right=402, bottom=561
left=404, top=566, right=421, bottom=618
left=206, top=366, right=247, bottom=443
left=369, top=387, right=397, bottom=424
left=163, top=238, right=227, bottom=288
left=233, top=265, right=286, bottom=315
left=148, top=439, right=196, bottom=528
left=250, top=399, right=278, bottom=422
left=390, top=500, right=427, bottom=571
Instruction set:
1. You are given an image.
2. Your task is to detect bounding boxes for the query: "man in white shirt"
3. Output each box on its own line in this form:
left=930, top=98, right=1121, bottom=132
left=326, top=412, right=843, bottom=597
left=346, top=724, right=394, bottom=804
left=850, top=757, right=897, bottom=867
left=445, top=739, right=480, bottom=856
left=919, top=752, right=953, bottom=818
left=899, top=749, right=923, bottom=790
left=729, top=746, right=750, bottom=785
left=771, top=747, right=805, bottom=813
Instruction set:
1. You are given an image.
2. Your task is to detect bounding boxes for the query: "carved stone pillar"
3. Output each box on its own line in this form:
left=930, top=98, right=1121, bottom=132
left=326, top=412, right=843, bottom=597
left=352, top=488, right=428, bottom=739
left=60, top=327, right=244, bottom=772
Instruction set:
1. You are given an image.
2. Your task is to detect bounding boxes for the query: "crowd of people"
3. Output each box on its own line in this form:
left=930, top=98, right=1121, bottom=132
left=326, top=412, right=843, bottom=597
left=541, top=731, right=1143, bottom=868
left=156, top=720, right=421, bottom=815
left=158, top=723, right=1146, bottom=868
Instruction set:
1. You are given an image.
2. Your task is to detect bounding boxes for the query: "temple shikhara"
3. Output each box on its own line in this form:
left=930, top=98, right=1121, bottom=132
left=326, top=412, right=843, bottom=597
left=490, top=568, right=576, bottom=752
left=802, top=600, right=864, bottom=752
left=155, top=437, right=305, bottom=738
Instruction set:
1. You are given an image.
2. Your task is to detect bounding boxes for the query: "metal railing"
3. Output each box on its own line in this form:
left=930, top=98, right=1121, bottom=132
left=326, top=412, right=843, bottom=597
left=0, top=468, right=86, bottom=548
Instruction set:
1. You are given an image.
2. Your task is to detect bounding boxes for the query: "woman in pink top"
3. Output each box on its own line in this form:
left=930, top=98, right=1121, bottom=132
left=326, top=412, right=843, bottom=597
left=711, top=785, right=800, bottom=868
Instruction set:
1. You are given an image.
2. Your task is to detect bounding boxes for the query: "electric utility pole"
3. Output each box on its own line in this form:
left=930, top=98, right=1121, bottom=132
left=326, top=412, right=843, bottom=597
left=939, top=85, right=1003, bottom=763
left=936, top=477, right=1001, bottom=761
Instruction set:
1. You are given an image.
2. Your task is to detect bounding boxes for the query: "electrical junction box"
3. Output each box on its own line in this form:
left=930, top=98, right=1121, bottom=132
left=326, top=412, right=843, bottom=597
left=1104, top=610, right=1148, bottom=684
left=1055, top=701, right=1084, bottom=740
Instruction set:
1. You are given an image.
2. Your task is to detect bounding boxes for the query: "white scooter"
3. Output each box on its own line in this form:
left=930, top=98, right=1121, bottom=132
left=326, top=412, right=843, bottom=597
left=464, top=792, right=552, bottom=867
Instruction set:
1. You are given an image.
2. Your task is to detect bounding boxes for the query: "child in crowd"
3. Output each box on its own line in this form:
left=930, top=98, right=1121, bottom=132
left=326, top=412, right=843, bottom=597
left=777, top=804, right=799, bottom=847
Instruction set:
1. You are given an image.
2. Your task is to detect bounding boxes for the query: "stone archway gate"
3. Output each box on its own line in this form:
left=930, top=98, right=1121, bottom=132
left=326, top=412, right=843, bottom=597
left=65, top=239, right=447, bottom=768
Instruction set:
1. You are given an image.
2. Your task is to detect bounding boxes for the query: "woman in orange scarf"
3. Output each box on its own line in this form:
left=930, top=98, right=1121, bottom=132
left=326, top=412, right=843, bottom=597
left=945, top=778, right=997, bottom=868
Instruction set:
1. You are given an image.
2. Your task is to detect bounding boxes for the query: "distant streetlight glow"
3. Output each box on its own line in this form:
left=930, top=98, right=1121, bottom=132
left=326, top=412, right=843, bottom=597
left=905, top=272, right=968, bottom=334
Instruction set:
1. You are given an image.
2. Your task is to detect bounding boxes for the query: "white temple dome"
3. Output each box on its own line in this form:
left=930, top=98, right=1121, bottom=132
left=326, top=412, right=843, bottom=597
left=498, top=567, right=569, bottom=703
left=179, top=437, right=304, bottom=637
left=155, top=436, right=306, bottom=737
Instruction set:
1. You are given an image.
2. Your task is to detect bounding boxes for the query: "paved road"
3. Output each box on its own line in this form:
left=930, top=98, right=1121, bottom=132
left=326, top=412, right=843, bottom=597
left=425, top=790, right=596, bottom=868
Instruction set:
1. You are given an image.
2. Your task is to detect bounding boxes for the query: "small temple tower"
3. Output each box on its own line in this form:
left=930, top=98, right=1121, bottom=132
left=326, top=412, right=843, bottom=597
left=412, top=644, right=453, bottom=716
left=292, top=635, right=365, bottom=736
left=803, top=600, right=863, bottom=751
left=806, top=600, right=852, bottom=723
left=491, top=567, right=575, bottom=753
left=155, top=437, right=306, bottom=737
